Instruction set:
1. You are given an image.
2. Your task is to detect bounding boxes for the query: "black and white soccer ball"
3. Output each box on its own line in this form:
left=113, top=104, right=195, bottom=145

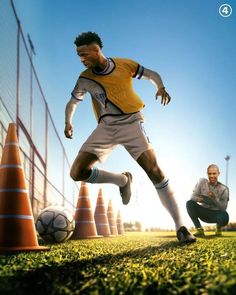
left=36, top=206, right=75, bottom=243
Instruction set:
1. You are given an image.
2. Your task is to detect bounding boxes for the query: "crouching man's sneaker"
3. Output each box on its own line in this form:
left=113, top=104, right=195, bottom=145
left=215, top=227, right=222, bottom=236
left=194, top=227, right=205, bottom=237
left=177, top=226, right=196, bottom=243
left=119, top=172, right=132, bottom=205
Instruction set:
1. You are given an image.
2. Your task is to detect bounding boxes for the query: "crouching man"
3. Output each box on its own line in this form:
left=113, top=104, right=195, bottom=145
left=186, top=164, right=229, bottom=237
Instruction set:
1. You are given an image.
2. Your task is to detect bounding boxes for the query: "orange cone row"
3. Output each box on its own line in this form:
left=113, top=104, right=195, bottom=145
left=72, top=184, right=125, bottom=239
left=94, top=188, right=111, bottom=237
left=107, top=199, right=118, bottom=236
left=0, top=123, right=49, bottom=253
left=116, top=209, right=125, bottom=235
left=0, top=124, right=125, bottom=250
left=71, top=182, right=101, bottom=239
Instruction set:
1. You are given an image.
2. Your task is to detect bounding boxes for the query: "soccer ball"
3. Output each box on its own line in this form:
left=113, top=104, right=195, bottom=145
left=36, top=206, right=75, bottom=243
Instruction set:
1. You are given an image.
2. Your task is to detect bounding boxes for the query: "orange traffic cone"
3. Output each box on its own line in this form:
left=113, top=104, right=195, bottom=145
left=116, top=209, right=125, bottom=235
left=107, top=199, right=118, bottom=236
left=0, top=123, right=49, bottom=252
left=94, top=188, right=111, bottom=237
left=71, top=182, right=100, bottom=239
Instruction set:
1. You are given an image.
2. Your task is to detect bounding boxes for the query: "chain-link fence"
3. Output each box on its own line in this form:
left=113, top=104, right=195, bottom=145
left=0, top=0, right=78, bottom=218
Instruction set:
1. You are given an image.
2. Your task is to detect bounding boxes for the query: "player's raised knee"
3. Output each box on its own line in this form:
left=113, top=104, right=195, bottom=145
left=70, top=169, right=79, bottom=181
left=70, top=167, right=90, bottom=181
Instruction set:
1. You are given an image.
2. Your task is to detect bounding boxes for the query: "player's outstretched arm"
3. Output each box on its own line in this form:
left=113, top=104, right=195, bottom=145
left=64, top=98, right=79, bottom=139
left=156, top=87, right=171, bottom=106
left=141, top=68, right=171, bottom=106
left=64, top=122, right=73, bottom=139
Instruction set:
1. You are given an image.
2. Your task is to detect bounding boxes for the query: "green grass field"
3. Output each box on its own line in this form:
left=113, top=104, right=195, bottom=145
left=0, top=231, right=236, bottom=295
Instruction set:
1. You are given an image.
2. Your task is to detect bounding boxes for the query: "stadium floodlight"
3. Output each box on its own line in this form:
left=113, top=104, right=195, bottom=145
left=224, top=155, right=231, bottom=186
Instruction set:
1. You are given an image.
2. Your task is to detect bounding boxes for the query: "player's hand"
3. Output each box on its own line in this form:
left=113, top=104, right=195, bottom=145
left=155, top=87, right=171, bottom=106
left=64, top=123, right=73, bottom=139
left=208, top=191, right=215, bottom=198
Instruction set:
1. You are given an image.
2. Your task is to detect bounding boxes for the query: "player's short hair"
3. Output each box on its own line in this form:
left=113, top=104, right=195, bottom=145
left=74, top=32, right=103, bottom=48
left=207, top=164, right=220, bottom=172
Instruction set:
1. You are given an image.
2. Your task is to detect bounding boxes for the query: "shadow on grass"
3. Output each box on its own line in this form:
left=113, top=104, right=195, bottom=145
left=197, top=235, right=236, bottom=239
left=2, top=235, right=235, bottom=295
left=153, top=235, right=177, bottom=239
left=0, top=240, right=193, bottom=294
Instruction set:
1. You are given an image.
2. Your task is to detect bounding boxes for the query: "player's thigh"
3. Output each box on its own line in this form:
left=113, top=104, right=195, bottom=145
left=79, top=123, right=116, bottom=162
left=120, top=121, right=153, bottom=161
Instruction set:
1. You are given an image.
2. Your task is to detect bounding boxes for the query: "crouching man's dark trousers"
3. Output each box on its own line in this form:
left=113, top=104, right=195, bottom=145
left=186, top=200, right=229, bottom=228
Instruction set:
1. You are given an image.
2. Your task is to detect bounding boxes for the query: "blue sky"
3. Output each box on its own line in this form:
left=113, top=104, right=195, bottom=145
left=12, top=0, right=236, bottom=229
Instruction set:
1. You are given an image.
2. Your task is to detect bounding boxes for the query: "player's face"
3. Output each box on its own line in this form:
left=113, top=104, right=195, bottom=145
left=207, top=167, right=220, bottom=184
left=76, top=44, right=100, bottom=69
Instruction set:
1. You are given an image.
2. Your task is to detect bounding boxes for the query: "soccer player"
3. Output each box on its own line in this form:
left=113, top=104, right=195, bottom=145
left=64, top=31, right=196, bottom=243
left=186, top=164, right=229, bottom=236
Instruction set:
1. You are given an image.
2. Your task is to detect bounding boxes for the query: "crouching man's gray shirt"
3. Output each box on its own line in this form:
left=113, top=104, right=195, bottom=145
left=191, top=178, right=229, bottom=211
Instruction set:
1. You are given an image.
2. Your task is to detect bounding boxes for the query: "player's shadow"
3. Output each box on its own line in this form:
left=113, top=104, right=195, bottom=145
left=0, top=238, right=204, bottom=294
left=153, top=234, right=177, bottom=239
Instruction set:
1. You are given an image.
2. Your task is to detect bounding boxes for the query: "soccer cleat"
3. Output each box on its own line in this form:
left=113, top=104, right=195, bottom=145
left=215, top=227, right=222, bottom=237
left=177, top=226, right=197, bottom=243
left=119, top=172, right=132, bottom=205
left=194, top=227, right=205, bottom=237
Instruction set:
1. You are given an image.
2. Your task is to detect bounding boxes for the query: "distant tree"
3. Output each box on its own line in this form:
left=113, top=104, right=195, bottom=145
left=123, top=221, right=142, bottom=231
left=225, top=222, right=236, bottom=231
left=190, top=223, right=236, bottom=232
left=135, top=221, right=142, bottom=232
left=123, top=222, right=133, bottom=231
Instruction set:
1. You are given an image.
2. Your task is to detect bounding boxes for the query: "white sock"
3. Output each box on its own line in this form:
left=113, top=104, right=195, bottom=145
left=85, top=167, right=127, bottom=187
left=154, top=178, right=184, bottom=230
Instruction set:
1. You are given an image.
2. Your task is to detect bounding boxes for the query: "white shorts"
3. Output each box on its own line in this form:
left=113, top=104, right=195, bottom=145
left=79, top=112, right=153, bottom=162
